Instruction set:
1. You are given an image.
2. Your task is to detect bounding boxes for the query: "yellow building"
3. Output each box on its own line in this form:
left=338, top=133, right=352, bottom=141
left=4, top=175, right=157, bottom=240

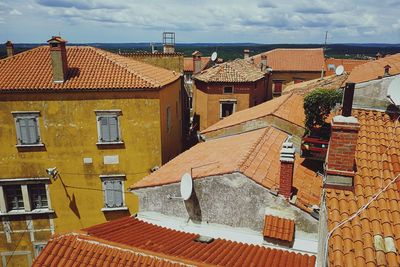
left=0, top=37, right=183, bottom=266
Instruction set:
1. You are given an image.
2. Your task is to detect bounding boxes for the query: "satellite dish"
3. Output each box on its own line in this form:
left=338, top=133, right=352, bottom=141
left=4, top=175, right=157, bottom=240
left=211, top=51, right=218, bottom=62
left=387, top=76, right=400, bottom=106
left=180, top=173, right=193, bottom=200
left=335, top=65, right=344, bottom=76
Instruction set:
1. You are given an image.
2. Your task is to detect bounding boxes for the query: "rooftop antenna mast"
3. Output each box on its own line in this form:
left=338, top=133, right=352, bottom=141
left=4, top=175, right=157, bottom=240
left=321, top=31, right=328, bottom=79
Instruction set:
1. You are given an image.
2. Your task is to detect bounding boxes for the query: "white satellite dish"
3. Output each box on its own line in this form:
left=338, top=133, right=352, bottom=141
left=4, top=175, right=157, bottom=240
left=387, top=76, right=400, bottom=106
left=180, top=173, right=193, bottom=200
left=211, top=51, right=218, bottom=62
left=335, top=65, right=344, bottom=76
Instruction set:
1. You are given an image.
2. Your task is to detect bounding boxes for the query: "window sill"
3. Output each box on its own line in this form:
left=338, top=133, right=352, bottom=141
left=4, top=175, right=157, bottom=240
left=0, top=209, right=54, bottom=216
left=96, top=141, right=124, bottom=145
left=101, top=207, right=128, bottom=212
left=15, top=143, right=45, bottom=148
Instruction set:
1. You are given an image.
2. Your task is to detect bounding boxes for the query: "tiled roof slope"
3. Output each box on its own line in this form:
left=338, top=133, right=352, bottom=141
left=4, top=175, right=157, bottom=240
left=325, top=58, right=370, bottom=76
left=193, top=59, right=265, bottom=83
left=201, top=93, right=305, bottom=134
left=250, top=48, right=325, bottom=72
left=347, top=53, right=400, bottom=83
left=131, top=127, right=322, bottom=212
left=326, top=109, right=400, bottom=267
left=263, top=215, right=295, bottom=242
left=0, top=46, right=180, bottom=91
left=282, top=74, right=347, bottom=96
left=83, top=216, right=316, bottom=267
left=33, top=233, right=192, bottom=267
left=183, top=57, right=211, bottom=72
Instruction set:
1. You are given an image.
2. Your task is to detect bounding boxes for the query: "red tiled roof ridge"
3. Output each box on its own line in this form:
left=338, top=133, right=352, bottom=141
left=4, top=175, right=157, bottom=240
left=201, top=93, right=295, bottom=134
left=91, top=47, right=175, bottom=88
left=39, top=232, right=197, bottom=267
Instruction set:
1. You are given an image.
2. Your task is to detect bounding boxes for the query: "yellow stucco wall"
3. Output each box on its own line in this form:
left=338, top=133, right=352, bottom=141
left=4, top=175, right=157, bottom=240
left=0, top=85, right=184, bottom=266
left=193, top=86, right=208, bottom=131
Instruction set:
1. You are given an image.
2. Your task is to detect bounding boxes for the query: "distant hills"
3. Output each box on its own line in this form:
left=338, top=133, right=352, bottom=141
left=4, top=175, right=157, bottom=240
left=1, top=43, right=400, bottom=60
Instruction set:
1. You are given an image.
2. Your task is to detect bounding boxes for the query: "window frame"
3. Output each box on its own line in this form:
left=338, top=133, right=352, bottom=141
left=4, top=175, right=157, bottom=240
left=33, top=241, right=48, bottom=258
left=0, top=178, right=52, bottom=215
left=12, top=111, right=43, bottom=147
left=95, top=110, right=123, bottom=145
left=100, top=174, right=127, bottom=212
left=4, top=185, right=24, bottom=211
left=273, top=80, right=284, bottom=96
left=29, top=184, right=49, bottom=210
left=219, top=99, right=237, bottom=119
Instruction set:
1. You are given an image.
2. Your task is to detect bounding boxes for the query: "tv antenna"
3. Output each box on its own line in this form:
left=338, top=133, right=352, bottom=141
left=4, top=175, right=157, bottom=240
left=387, top=76, right=400, bottom=106
left=167, top=173, right=193, bottom=200
left=335, top=65, right=345, bottom=76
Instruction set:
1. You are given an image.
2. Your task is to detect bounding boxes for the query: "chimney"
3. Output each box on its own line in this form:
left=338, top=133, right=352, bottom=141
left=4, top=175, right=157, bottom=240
left=325, top=85, right=359, bottom=189
left=192, top=51, right=202, bottom=75
left=376, top=52, right=382, bottom=60
left=384, top=65, right=391, bottom=77
left=163, top=44, right=175, bottom=54
left=260, top=55, right=267, bottom=71
left=279, top=142, right=295, bottom=199
left=47, top=36, right=68, bottom=83
left=5, top=41, right=14, bottom=57
left=244, top=49, right=250, bottom=59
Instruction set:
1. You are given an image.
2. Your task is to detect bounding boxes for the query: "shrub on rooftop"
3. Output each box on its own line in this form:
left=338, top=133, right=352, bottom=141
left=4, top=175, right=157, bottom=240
left=303, top=88, right=343, bottom=133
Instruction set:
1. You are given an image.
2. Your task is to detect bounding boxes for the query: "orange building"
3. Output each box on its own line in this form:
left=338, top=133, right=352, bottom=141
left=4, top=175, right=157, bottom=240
left=249, top=48, right=326, bottom=97
left=193, top=59, right=267, bottom=131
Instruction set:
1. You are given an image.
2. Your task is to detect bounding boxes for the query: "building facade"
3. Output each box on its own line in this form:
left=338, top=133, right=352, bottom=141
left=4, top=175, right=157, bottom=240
left=0, top=37, right=184, bottom=266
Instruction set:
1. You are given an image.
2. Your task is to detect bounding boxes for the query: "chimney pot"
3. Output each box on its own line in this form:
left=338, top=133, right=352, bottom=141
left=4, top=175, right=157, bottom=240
left=192, top=51, right=202, bottom=75
left=5, top=41, right=14, bottom=57
left=47, top=36, right=68, bottom=83
left=384, top=65, right=391, bottom=77
left=260, top=55, right=267, bottom=71
left=279, top=141, right=295, bottom=199
left=244, top=49, right=250, bottom=59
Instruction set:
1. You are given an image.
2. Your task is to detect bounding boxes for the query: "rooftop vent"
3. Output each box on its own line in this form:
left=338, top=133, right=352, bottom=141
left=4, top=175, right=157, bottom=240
left=194, top=235, right=214, bottom=244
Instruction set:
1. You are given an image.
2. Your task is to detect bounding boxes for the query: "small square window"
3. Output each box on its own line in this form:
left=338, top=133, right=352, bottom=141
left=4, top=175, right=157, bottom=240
left=101, top=177, right=125, bottom=209
left=4, top=185, right=24, bottom=211
left=34, top=242, right=47, bottom=258
left=96, top=111, right=122, bottom=144
left=12, top=112, right=41, bottom=146
left=29, top=184, right=48, bottom=209
left=223, top=86, right=233, bottom=94
left=220, top=101, right=236, bottom=118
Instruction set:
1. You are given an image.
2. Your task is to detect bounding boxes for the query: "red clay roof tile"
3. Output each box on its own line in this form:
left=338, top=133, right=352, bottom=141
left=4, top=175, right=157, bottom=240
left=326, top=108, right=400, bottom=267
left=325, top=58, right=370, bottom=76
left=263, top=215, right=295, bottom=242
left=0, top=46, right=180, bottom=91
left=81, top=216, right=316, bottom=267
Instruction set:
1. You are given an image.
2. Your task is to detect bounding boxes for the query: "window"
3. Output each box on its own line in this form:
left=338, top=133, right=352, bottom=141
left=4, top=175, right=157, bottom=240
left=273, top=81, right=283, bottom=95
left=220, top=100, right=236, bottom=118
left=223, top=86, right=233, bottom=94
left=12, top=112, right=42, bottom=146
left=95, top=110, right=122, bottom=144
left=34, top=242, right=47, bottom=258
left=101, top=176, right=126, bottom=210
left=29, top=184, right=48, bottom=209
left=4, top=185, right=24, bottom=211
left=166, top=106, right=171, bottom=133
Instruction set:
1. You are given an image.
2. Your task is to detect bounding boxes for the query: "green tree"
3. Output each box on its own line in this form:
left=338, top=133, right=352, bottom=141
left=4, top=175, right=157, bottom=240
left=304, top=89, right=343, bottom=132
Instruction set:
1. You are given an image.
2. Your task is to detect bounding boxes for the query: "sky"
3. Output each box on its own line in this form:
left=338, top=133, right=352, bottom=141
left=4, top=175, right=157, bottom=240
left=0, top=0, right=400, bottom=44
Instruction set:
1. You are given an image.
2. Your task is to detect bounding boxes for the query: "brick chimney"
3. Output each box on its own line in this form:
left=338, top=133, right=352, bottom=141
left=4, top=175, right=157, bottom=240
left=192, top=51, right=202, bottom=75
left=47, top=36, right=68, bottom=83
left=325, top=84, right=359, bottom=189
left=260, top=55, right=267, bottom=71
left=5, top=41, right=14, bottom=57
left=384, top=65, right=391, bottom=77
left=279, top=141, right=295, bottom=199
left=244, top=49, right=250, bottom=59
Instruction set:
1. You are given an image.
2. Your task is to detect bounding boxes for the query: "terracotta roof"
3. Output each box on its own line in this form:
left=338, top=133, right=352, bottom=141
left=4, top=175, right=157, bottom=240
left=33, top=233, right=192, bottom=267
left=250, top=48, right=325, bottom=72
left=183, top=57, right=211, bottom=72
left=201, top=93, right=305, bottom=134
left=282, top=74, right=347, bottom=96
left=193, top=59, right=265, bottom=83
left=325, top=58, right=370, bottom=76
left=263, top=215, right=295, bottom=242
left=83, top=216, right=316, bottom=267
left=0, top=46, right=180, bottom=91
left=326, top=109, right=400, bottom=267
left=131, top=127, right=322, bottom=212
left=347, top=53, right=400, bottom=83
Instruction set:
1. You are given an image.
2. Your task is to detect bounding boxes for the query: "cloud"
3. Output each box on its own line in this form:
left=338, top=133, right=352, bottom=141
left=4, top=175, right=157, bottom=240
left=9, top=9, right=22, bottom=15
left=36, top=0, right=125, bottom=10
left=294, top=6, right=333, bottom=14
left=258, top=1, right=276, bottom=8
